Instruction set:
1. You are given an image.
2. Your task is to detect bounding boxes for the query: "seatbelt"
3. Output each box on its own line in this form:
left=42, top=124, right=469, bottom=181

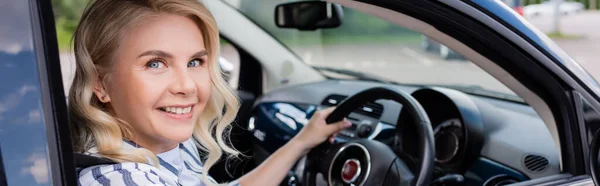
left=73, top=153, right=117, bottom=169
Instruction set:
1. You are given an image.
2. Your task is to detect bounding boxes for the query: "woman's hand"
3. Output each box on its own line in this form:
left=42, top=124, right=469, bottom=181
left=238, top=107, right=351, bottom=186
left=292, top=107, right=352, bottom=150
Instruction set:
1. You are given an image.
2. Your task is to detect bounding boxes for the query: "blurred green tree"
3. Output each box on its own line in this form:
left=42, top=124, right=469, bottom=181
left=52, top=0, right=88, bottom=51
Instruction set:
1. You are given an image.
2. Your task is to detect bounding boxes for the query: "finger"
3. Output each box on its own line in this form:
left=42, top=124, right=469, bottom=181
left=316, top=106, right=337, bottom=119
left=328, top=118, right=352, bottom=134
left=329, top=134, right=337, bottom=143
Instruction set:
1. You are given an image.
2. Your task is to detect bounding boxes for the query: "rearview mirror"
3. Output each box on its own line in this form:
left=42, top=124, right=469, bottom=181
left=275, top=1, right=343, bottom=30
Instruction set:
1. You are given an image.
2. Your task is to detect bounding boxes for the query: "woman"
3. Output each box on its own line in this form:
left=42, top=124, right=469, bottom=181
left=69, top=0, right=351, bottom=185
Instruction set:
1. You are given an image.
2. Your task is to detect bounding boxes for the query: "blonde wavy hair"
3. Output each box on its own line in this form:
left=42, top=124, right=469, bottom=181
left=68, top=0, right=240, bottom=183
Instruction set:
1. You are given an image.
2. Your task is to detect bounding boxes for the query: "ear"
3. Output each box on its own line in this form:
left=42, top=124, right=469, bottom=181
left=93, top=75, right=111, bottom=103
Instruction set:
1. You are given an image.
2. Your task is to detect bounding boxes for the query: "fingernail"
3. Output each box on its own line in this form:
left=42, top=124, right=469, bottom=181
left=344, top=121, right=352, bottom=127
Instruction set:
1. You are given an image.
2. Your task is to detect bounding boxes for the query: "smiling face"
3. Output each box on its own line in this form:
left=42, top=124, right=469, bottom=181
left=97, top=14, right=212, bottom=152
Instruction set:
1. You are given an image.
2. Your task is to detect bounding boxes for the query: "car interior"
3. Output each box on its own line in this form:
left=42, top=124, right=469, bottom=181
left=196, top=1, right=567, bottom=185
left=44, top=0, right=600, bottom=186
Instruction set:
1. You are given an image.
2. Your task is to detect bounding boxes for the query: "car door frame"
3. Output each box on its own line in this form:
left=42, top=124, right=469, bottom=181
left=30, top=0, right=77, bottom=185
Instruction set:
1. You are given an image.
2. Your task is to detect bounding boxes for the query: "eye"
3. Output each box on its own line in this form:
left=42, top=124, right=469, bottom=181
left=146, top=60, right=166, bottom=69
left=188, top=59, right=204, bottom=67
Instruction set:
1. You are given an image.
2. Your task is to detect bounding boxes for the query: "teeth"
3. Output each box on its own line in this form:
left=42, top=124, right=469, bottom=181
left=161, top=106, right=192, bottom=114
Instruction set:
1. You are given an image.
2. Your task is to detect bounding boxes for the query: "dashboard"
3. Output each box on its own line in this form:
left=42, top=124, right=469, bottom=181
left=247, top=80, right=560, bottom=186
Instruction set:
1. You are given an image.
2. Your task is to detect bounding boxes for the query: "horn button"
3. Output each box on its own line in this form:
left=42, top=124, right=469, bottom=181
left=328, top=143, right=371, bottom=186
left=341, top=159, right=361, bottom=183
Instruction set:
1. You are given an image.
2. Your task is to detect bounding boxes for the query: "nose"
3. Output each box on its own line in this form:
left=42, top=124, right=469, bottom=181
left=169, top=68, right=197, bottom=96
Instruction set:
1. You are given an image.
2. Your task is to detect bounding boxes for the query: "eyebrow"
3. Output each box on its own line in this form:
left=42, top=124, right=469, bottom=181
left=190, top=50, right=208, bottom=59
left=137, top=50, right=208, bottom=59
left=137, top=50, right=173, bottom=59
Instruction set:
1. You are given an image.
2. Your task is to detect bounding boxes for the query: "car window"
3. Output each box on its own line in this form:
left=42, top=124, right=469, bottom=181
left=222, top=0, right=520, bottom=100
left=0, top=0, right=54, bottom=185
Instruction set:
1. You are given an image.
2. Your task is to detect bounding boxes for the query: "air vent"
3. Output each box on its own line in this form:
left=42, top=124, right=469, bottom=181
left=322, top=94, right=347, bottom=106
left=355, top=102, right=384, bottom=118
left=523, top=154, right=549, bottom=172
left=321, top=94, right=384, bottom=118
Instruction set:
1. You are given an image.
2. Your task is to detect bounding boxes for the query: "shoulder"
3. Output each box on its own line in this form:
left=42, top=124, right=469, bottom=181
left=78, top=162, right=173, bottom=186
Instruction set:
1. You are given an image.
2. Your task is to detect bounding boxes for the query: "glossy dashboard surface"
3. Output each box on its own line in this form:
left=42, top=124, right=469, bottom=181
left=248, top=80, right=560, bottom=185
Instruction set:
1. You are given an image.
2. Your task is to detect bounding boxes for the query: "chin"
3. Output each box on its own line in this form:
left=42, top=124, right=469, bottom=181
left=162, top=129, right=194, bottom=144
left=156, top=121, right=196, bottom=143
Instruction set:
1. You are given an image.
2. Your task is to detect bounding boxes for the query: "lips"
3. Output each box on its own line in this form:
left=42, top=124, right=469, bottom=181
left=157, top=104, right=195, bottom=120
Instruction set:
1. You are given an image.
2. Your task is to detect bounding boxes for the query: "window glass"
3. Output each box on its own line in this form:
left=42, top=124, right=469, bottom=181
left=0, top=0, right=53, bottom=185
left=223, top=0, right=520, bottom=101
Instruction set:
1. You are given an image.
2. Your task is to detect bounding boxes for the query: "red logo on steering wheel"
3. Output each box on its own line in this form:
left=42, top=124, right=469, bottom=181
left=341, top=159, right=361, bottom=184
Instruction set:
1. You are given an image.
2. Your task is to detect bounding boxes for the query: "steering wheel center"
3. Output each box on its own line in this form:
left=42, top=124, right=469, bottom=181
left=328, top=143, right=371, bottom=185
left=341, top=159, right=361, bottom=183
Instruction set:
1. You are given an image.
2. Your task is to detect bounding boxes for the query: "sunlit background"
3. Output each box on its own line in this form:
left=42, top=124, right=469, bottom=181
left=53, top=0, right=600, bottom=97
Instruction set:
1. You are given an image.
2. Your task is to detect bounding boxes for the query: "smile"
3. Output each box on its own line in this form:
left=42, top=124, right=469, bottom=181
left=158, top=106, right=193, bottom=115
left=157, top=104, right=194, bottom=120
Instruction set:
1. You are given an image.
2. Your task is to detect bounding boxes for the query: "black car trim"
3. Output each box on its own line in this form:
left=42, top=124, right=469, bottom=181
left=573, top=91, right=591, bottom=173
left=353, top=0, right=583, bottom=176
left=73, top=153, right=117, bottom=169
left=0, top=147, right=6, bottom=186
left=30, top=0, right=77, bottom=185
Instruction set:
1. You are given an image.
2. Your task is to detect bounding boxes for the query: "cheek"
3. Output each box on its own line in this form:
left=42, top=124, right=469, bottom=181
left=138, top=77, right=167, bottom=104
left=109, top=70, right=167, bottom=111
left=188, top=68, right=211, bottom=112
left=196, top=69, right=212, bottom=101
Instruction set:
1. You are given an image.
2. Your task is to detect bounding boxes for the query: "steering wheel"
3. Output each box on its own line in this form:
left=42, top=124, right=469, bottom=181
left=302, top=87, right=435, bottom=186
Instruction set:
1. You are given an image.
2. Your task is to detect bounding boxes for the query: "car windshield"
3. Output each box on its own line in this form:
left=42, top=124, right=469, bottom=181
left=222, top=0, right=519, bottom=99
